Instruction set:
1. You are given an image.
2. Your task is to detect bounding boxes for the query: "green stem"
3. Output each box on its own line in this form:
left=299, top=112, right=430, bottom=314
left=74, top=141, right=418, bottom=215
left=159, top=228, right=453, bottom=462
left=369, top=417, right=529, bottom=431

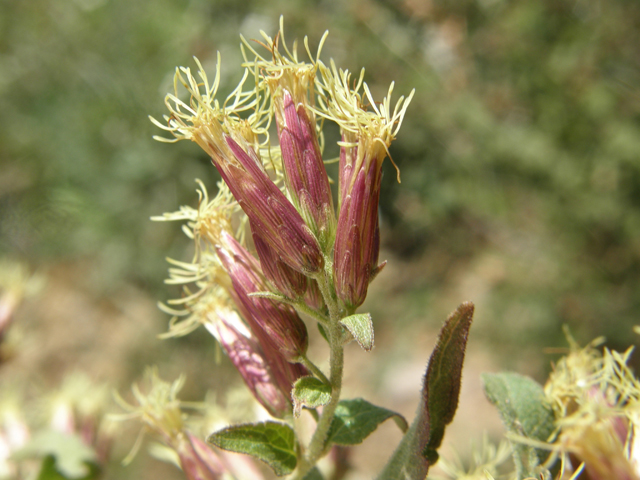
left=298, top=353, right=330, bottom=385
left=291, top=262, right=346, bottom=480
left=293, top=299, right=330, bottom=325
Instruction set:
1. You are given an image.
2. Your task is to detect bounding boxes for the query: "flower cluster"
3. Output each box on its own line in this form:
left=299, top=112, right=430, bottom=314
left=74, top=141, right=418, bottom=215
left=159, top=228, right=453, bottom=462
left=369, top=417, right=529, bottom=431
left=151, top=19, right=413, bottom=418
left=113, top=369, right=263, bottom=480
left=543, top=336, right=640, bottom=480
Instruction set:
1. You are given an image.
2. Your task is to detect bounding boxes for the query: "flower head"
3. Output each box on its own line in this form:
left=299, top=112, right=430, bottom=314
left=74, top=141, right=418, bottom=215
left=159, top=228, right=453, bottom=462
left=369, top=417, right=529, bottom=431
left=205, top=309, right=291, bottom=418
left=114, top=369, right=230, bottom=480
left=154, top=182, right=307, bottom=415
left=544, top=333, right=640, bottom=480
left=315, top=61, right=414, bottom=308
left=242, top=20, right=336, bottom=249
left=151, top=52, right=324, bottom=276
left=216, top=230, right=309, bottom=362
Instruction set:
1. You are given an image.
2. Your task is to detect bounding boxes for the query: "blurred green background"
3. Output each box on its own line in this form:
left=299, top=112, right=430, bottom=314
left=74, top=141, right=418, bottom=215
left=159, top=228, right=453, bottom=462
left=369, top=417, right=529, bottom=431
left=1, top=0, right=639, bottom=477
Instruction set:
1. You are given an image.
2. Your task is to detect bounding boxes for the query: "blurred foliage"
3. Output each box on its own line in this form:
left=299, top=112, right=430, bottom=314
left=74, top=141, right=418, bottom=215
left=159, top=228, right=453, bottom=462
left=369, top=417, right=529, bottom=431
left=1, top=0, right=639, bottom=369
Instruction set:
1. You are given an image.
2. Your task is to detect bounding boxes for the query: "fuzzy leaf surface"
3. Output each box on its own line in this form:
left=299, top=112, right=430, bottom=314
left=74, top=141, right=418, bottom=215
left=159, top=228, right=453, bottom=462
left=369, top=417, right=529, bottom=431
left=207, top=421, right=297, bottom=476
left=302, top=466, right=324, bottom=480
left=423, top=301, right=474, bottom=463
left=376, top=302, right=474, bottom=480
left=482, top=372, right=555, bottom=477
left=339, top=313, right=374, bottom=351
left=326, top=398, right=407, bottom=446
left=292, top=376, right=331, bottom=417
left=317, top=322, right=329, bottom=342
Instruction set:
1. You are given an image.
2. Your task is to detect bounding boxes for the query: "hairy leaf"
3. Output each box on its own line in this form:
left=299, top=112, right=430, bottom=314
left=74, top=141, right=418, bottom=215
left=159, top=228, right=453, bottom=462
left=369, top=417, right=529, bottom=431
left=424, top=301, right=474, bottom=463
left=376, top=302, right=474, bottom=480
left=326, top=398, right=407, bottom=446
left=207, top=421, right=297, bottom=476
left=339, top=313, right=374, bottom=351
left=292, top=376, right=331, bottom=417
left=482, top=372, right=556, bottom=478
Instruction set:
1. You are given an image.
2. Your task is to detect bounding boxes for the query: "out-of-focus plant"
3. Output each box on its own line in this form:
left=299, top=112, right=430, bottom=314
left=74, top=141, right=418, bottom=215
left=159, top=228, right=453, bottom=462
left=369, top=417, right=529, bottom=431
left=124, top=18, right=475, bottom=480
left=1, top=372, right=115, bottom=480
left=0, top=259, right=42, bottom=363
left=473, top=329, right=640, bottom=480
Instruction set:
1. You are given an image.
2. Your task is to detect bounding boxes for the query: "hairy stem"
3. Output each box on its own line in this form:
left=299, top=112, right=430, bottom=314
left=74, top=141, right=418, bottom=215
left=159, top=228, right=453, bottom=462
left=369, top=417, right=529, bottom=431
left=291, top=259, right=346, bottom=479
left=298, top=353, right=330, bottom=385
left=293, top=299, right=330, bottom=325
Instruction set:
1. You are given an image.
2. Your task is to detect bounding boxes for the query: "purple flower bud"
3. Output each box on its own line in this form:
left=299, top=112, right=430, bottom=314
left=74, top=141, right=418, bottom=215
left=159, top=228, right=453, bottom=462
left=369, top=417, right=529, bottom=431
left=276, top=90, right=335, bottom=248
left=217, top=231, right=309, bottom=362
left=206, top=310, right=291, bottom=418
left=252, top=230, right=308, bottom=299
left=333, top=154, right=382, bottom=309
left=213, top=135, right=323, bottom=275
left=304, top=278, right=326, bottom=312
left=338, top=137, right=358, bottom=210
left=176, top=431, right=226, bottom=480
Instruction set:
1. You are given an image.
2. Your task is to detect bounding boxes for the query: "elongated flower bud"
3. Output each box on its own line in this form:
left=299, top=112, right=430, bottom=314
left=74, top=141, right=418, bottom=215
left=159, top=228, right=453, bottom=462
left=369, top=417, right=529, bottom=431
left=315, top=61, right=413, bottom=309
left=334, top=158, right=381, bottom=309
left=304, top=278, right=326, bottom=312
left=217, top=231, right=308, bottom=361
left=150, top=54, right=323, bottom=276
left=242, top=22, right=335, bottom=251
left=274, top=90, right=335, bottom=249
left=217, top=135, right=324, bottom=275
left=252, top=230, right=307, bottom=299
left=205, top=309, right=290, bottom=418
left=176, top=432, right=226, bottom=480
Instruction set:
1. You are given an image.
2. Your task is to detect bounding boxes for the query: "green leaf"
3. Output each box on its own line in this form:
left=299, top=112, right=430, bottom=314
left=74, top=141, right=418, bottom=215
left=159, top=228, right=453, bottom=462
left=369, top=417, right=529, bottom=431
left=339, top=313, right=374, bottom=351
left=302, top=466, right=324, bottom=480
left=317, top=322, right=329, bottom=342
left=13, top=430, right=97, bottom=479
left=377, top=302, right=474, bottom=480
left=482, top=372, right=556, bottom=478
left=207, top=421, right=297, bottom=476
left=292, top=376, right=332, bottom=418
left=423, top=301, right=474, bottom=464
left=326, top=398, right=408, bottom=446
left=36, top=456, right=100, bottom=480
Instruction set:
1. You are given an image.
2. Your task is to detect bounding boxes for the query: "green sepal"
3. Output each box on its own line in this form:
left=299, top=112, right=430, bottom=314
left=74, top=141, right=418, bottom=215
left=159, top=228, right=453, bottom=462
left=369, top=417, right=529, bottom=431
left=326, top=398, right=408, bottom=446
left=317, top=322, right=329, bottom=343
left=482, top=372, right=556, bottom=478
left=376, top=302, right=474, bottom=480
left=207, top=421, right=297, bottom=476
left=292, top=376, right=332, bottom=418
left=339, top=313, right=374, bottom=351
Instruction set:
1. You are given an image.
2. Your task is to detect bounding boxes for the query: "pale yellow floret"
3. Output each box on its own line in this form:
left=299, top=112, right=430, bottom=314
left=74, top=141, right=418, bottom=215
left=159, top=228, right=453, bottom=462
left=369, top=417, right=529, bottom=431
left=432, top=436, right=511, bottom=480
left=149, top=51, right=278, bottom=177
left=152, top=180, right=241, bottom=338
left=112, top=368, right=187, bottom=465
left=240, top=16, right=328, bottom=161
left=150, top=52, right=286, bottom=187
left=240, top=16, right=327, bottom=105
left=542, top=332, right=640, bottom=479
left=149, top=52, right=265, bottom=142
left=48, top=372, right=110, bottom=425
left=315, top=58, right=414, bottom=183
